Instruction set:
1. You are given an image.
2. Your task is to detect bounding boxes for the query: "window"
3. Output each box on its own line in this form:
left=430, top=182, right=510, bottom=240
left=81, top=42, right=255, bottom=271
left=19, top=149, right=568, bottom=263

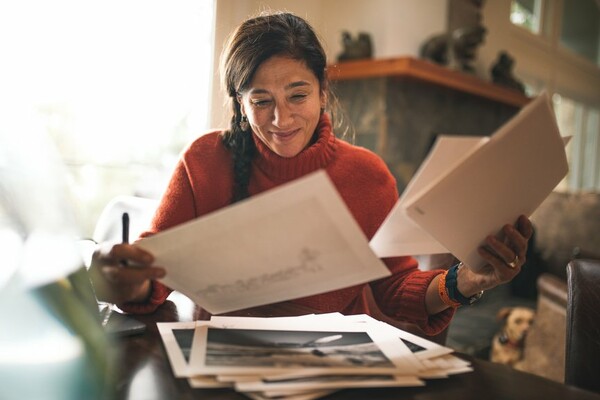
left=559, top=0, right=600, bottom=66
left=504, top=0, right=600, bottom=192
left=510, top=0, right=543, bottom=34
left=554, top=95, right=600, bottom=192
left=0, top=0, right=215, bottom=236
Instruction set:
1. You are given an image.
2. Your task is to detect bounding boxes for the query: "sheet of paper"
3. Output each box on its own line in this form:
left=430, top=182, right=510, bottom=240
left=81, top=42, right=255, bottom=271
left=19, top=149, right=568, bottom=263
left=339, top=314, right=454, bottom=360
left=245, top=389, right=336, bottom=400
left=178, top=314, right=471, bottom=397
left=234, top=374, right=424, bottom=392
left=370, top=135, right=487, bottom=257
left=136, top=170, right=391, bottom=314
left=188, top=316, right=420, bottom=377
left=403, top=92, right=568, bottom=270
left=187, top=375, right=231, bottom=389
left=157, top=321, right=205, bottom=377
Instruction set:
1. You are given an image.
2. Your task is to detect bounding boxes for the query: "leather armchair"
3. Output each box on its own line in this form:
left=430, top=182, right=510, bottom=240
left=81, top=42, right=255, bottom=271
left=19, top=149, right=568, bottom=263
left=565, top=258, right=600, bottom=393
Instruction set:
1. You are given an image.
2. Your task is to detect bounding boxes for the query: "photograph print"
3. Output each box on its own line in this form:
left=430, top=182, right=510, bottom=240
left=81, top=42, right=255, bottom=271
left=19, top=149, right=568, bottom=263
left=205, top=327, right=395, bottom=368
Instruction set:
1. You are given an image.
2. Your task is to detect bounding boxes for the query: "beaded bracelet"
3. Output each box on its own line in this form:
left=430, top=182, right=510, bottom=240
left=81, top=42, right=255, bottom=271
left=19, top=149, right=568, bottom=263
left=445, top=262, right=484, bottom=306
left=438, top=269, right=461, bottom=308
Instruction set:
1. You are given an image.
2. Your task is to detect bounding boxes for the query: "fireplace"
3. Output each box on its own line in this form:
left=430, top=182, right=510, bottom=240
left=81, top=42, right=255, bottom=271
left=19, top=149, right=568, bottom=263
left=329, top=57, right=530, bottom=192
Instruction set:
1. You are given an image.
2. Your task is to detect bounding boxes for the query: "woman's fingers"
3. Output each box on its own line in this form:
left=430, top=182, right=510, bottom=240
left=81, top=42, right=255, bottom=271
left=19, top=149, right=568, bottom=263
left=105, top=243, right=155, bottom=265
left=89, top=242, right=165, bottom=303
left=481, top=215, right=532, bottom=267
left=102, top=264, right=165, bottom=284
left=483, top=233, right=518, bottom=265
left=457, top=216, right=534, bottom=295
left=516, top=214, right=534, bottom=240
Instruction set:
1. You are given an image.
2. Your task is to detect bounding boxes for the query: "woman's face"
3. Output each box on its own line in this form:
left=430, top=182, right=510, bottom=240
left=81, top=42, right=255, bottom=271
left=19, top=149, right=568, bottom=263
left=238, top=55, right=326, bottom=158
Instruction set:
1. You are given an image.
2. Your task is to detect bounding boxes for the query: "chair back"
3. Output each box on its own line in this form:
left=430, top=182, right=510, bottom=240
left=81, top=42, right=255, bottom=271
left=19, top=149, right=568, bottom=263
left=93, top=195, right=159, bottom=244
left=565, top=258, right=600, bottom=392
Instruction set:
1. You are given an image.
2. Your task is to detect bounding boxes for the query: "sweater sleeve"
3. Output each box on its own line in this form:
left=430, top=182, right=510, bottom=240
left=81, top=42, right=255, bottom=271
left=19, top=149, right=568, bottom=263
left=370, top=257, right=454, bottom=336
left=118, top=280, right=172, bottom=314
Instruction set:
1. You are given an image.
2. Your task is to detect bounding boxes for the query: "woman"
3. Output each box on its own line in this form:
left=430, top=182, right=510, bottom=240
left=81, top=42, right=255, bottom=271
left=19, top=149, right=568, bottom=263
left=90, top=11, right=532, bottom=336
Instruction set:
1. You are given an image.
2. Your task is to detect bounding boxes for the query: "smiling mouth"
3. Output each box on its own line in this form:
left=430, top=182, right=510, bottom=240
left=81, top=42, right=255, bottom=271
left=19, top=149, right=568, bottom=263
left=271, top=129, right=299, bottom=141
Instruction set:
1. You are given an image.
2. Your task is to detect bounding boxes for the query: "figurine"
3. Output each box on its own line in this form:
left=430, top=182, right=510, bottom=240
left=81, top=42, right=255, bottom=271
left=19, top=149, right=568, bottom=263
left=490, top=51, right=526, bottom=94
left=451, top=25, right=487, bottom=73
left=420, top=0, right=487, bottom=73
left=337, top=31, right=373, bottom=61
left=420, top=24, right=487, bottom=73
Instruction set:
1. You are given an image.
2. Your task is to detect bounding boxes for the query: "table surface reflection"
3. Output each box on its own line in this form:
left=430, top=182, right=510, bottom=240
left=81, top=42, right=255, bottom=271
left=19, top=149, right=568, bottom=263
left=111, top=292, right=600, bottom=400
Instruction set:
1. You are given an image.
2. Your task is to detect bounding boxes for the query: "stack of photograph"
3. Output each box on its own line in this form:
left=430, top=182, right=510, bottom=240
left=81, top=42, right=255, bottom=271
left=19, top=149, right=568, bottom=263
left=158, top=313, right=472, bottom=399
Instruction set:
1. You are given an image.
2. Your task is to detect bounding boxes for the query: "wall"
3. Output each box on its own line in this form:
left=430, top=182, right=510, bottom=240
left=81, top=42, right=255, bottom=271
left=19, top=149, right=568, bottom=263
left=209, top=0, right=448, bottom=128
left=209, top=0, right=600, bottom=128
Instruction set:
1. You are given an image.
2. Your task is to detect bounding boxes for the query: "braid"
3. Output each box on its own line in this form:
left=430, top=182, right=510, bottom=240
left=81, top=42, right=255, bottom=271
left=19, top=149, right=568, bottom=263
left=222, top=108, right=255, bottom=203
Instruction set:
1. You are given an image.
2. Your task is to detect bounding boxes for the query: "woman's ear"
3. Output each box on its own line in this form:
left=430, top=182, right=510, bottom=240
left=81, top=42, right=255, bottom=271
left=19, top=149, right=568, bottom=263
left=320, top=90, right=328, bottom=110
left=319, top=79, right=329, bottom=110
left=237, top=95, right=246, bottom=116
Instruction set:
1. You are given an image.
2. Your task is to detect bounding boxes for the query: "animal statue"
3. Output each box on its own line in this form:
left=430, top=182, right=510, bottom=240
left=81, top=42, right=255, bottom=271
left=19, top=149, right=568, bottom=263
left=420, top=25, right=487, bottom=73
left=491, top=51, right=526, bottom=93
left=337, top=31, right=373, bottom=61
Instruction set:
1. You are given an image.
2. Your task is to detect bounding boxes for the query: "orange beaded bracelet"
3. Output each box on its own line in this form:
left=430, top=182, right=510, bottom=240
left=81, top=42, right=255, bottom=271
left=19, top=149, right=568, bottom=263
left=438, top=270, right=461, bottom=308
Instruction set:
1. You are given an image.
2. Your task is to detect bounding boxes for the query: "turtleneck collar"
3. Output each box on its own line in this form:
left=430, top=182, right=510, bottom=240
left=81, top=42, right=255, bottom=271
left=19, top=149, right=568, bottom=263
left=252, top=113, right=338, bottom=182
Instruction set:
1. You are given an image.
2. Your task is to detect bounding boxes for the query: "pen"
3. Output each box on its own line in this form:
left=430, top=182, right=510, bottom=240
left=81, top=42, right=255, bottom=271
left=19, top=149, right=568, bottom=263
left=122, top=212, right=130, bottom=244
left=102, top=212, right=130, bottom=328
left=121, top=212, right=129, bottom=266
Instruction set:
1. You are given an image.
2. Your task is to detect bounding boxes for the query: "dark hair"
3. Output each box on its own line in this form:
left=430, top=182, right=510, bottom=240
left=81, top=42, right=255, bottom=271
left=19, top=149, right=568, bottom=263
left=220, top=11, right=330, bottom=202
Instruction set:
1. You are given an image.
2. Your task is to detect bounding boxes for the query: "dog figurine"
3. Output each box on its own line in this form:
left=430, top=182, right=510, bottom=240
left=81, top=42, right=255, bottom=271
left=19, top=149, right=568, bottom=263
left=490, top=306, right=535, bottom=368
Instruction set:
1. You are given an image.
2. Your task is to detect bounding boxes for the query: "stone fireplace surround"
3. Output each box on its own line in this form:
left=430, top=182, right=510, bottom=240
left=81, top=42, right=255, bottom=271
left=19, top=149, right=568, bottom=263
left=329, top=56, right=529, bottom=192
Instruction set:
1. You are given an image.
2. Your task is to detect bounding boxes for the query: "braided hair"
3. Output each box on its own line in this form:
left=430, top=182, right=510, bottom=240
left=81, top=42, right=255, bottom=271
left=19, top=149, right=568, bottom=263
left=220, top=11, right=329, bottom=203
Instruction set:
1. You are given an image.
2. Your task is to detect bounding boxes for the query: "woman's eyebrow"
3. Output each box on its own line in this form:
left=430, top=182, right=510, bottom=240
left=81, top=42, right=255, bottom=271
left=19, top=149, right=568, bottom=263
left=247, top=88, right=269, bottom=95
left=247, top=80, right=311, bottom=95
left=286, top=80, right=311, bottom=89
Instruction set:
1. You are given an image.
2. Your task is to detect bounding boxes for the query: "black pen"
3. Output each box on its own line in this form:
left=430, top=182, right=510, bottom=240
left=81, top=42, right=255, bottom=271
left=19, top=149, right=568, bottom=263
left=122, top=212, right=130, bottom=244
left=121, top=212, right=129, bottom=266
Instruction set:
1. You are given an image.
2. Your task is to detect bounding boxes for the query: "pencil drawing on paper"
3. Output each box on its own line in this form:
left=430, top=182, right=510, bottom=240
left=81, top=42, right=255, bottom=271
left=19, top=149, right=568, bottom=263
left=195, top=247, right=323, bottom=298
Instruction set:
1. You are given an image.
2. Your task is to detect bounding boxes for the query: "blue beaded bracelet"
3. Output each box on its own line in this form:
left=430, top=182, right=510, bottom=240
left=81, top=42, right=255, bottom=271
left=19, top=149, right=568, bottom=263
left=445, top=262, right=483, bottom=306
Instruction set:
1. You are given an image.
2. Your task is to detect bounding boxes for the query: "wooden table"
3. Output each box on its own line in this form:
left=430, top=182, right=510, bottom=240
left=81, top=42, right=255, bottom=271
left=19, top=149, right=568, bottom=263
left=109, top=292, right=600, bottom=400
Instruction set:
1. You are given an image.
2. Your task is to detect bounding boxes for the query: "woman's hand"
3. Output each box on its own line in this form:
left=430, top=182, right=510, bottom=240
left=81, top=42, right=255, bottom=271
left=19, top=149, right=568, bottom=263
left=458, top=214, right=534, bottom=297
left=88, top=243, right=166, bottom=305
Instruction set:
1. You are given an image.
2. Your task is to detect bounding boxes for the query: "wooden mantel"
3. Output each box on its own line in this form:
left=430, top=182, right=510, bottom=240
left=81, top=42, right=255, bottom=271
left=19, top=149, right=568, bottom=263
left=328, top=57, right=530, bottom=108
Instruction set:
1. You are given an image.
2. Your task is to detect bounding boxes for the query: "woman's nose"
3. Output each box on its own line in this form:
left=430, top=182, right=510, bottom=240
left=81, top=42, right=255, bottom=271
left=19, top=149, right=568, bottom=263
left=272, top=102, right=293, bottom=127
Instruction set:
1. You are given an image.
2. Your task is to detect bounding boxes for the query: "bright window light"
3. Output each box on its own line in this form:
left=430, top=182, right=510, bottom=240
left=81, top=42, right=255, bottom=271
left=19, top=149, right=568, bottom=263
left=510, top=0, right=542, bottom=34
left=0, top=0, right=215, bottom=235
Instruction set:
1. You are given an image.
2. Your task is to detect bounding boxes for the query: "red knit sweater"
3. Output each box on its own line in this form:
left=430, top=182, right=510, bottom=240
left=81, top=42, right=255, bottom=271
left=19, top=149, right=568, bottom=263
left=120, top=114, right=453, bottom=335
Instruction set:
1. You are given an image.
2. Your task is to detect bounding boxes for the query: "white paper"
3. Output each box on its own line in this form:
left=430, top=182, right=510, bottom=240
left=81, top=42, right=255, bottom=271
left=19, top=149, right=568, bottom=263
left=136, top=170, right=391, bottom=314
left=157, top=321, right=202, bottom=377
left=417, top=354, right=473, bottom=378
left=208, top=313, right=344, bottom=329
left=178, top=314, right=471, bottom=397
left=188, top=316, right=419, bottom=376
left=370, top=135, right=487, bottom=257
left=370, top=93, right=568, bottom=270
left=339, top=314, right=454, bottom=360
left=403, top=92, right=568, bottom=270
left=234, top=374, right=424, bottom=392
left=244, top=389, right=336, bottom=400
left=187, top=375, right=231, bottom=389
